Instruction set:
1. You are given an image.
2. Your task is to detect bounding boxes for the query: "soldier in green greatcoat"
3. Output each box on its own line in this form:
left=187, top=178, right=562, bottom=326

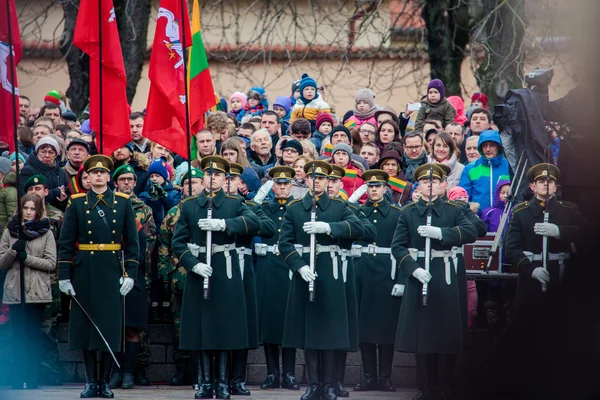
left=157, top=167, right=204, bottom=386
left=57, top=155, right=139, bottom=399
left=352, top=169, right=404, bottom=393
left=172, top=156, right=261, bottom=400
left=225, top=163, right=276, bottom=396
left=392, top=164, right=477, bottom=400
left=279, top=160, right=364, bottom=400
left=254, top=166, right=301, bottom=391
left=327, top=164, right=377, bottom=397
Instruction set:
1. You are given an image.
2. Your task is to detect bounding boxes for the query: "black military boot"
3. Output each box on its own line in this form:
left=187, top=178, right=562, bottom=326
left=121, top=342, right=139, bottom=389
left=332, top=350, right=349, bottom=397
left=98, top=352, right=115, bottom=398
left=260, top=343, right=280, bottom=389
left=195, top=351, right=213, bottom=399
left=281, top=347, right=299, bottom=390
left=215, top=351, right=231, bottom=399
left=108, top=353, right=122, bottom=389
left=321, top=350, right=337, bottom=400
left=170, top=358, right=190, bottom=386
left=301, top=349, right=321, bottom=400
left=134, top=367, right=150, bottom=386
left=80, top=350, right=98, bottom=399
left=229, top=349, right=251, bottom=395
left=354, top=343, right=378, bottom=391
left=378, top=344, right=396, bottom=392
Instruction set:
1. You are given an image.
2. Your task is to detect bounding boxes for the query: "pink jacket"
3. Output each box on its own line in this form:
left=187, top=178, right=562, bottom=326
left=345, top=114, right=377, bottom=129
left=447, top=96, right=467, bottom=125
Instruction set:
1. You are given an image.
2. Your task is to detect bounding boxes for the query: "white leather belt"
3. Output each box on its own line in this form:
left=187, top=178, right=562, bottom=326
left=295, top=244, right=341, bottom=280
left=408, top=247, right=464, bottom=285
left=523, top=251, right=570, bottom=281
left=187, top=242, right=235, bottom=279
left=254, top=243, right=280, bottom=256
left=236, top=247, right=253, bottom=280
left=340, top=249, right=349, bottom=283
left=353, top=244, right=397, bottom=280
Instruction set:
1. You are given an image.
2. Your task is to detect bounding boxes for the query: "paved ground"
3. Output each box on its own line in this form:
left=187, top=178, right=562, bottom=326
left=0, top=385, right=418, bottom=399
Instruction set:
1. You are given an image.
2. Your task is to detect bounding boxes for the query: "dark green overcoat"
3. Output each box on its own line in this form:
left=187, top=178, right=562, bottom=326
left=280, top=192, right=363, bottom=350
left=256, top=197, right=295, bottom=345
left=392, top=197, right=477, bottom=354
left=173, top=189, right=261, bottom=351
left=355, top=198, right=403, bottom=345
left=236, top=200, right=276, bottom=349
left=58, top=189, right=139, bottom=352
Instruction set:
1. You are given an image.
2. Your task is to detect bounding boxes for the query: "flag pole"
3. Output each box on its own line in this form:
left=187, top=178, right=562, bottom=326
left=97, top=0, right=104, bottom=154
left=180, top=0, right=192, bottom=196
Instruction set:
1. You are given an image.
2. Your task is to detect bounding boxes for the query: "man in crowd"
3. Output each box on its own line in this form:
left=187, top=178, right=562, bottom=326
left=249, top=129, right=275, bottom=176
left=192, top=130, right=217, bottom=164
left=57, top=154, right=139, bottom=399
left=129, top=112, right=151, bottom=154
left=63, top=139, right=90, bottom=196
left=360, top=143, right=380, bottom=169
left=39, top=103, right=62, bottom=125
left=402, top=131, right=427, bottom=183
left=19, top=95, right=31, bottom=119
left=261, top=111, right=282, bottom=149
left=111, top=143, right=149, bottom=195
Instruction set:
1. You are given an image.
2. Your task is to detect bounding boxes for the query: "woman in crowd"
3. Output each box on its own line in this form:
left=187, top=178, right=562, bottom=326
left=291, top=155, right=310, bottom=199
left=0, top=193, right=56, bottom=389
left=220, top=137, right=252, bottom=168
left=379, top=150, right=413, bottom=205
left=375, top=120, right=401, bottom=152
left=427, top=131, right=464, bottom=188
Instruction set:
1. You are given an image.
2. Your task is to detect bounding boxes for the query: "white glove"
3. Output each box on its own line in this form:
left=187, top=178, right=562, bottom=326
left=534, top=222, right=560, bottom=239
left=58, top=279, right=76, bottom=296
left=348, top=184, right=368, bottom=204
left=119, top=277, right=134, bottom=296
left=192, top=262, right=213, bottom=278
left=531, top=267, right=550, bottom=285
left=254, top=180, right=274, bottom=203
left=298, top=265, right=316, bottom=282
left=417, top=225, right=443, bottom=240
left=303, top=221, right=331, bottom=235
left=391, top=284, right=405, bottom=297
left=412, top=268, right=432, bottom=284
left=198, top=219, right=226, bottom=231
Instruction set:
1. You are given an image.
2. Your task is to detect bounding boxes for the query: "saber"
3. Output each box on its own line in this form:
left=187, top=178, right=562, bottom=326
left=422, top=165, right=433, bottom=306
left=308, top=162, right=317, bottom=302
left=72, top=296, right=120, bottom=368
left=204, top=161, right=213, bottom=299
left=541, top=162, right=551, bottom=292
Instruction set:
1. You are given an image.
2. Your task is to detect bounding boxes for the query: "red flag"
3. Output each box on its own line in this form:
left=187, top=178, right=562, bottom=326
left=73, top=0, right=130, bottom=156
left=0, top=0, right=22, bottom=151
left=143, top=0, right=192, bottom=158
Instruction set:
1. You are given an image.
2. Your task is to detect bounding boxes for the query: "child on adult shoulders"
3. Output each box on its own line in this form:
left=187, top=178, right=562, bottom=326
left=414, top=79, right=456, bottom=131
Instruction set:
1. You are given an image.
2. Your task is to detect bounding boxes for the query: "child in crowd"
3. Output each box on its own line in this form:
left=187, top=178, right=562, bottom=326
left=331, top=143, right=365, bottom=199
left=345, top=88, right=378, bottom=129
left=290, top=79, right=301, bottom=105
left=480, top=180, right=511, bottom=233
left=238, top=168, right=261, bottom=200
left=238, top=87, right=268, bottom=122
left=290, top=73, right=331, bottom=131
left=139, top=159, right=182, bottom=227
left=273, top=96, right=292, bottom=135
left=414, top=79, right=456, bottom=131
left=471, top=92, right=488, bottom=109
left=229, top=92, right=247, bottom=122
left=313, top=112, right=333, bottom=152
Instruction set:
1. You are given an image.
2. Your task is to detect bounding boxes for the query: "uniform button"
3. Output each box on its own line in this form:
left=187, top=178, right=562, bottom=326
left=113, top=220, right=116, bottom=223
left=84, top=201, right=88, bottom=205
left=88, top=221, right=91, bottom=224
left=278, top=217, right=282, bottom=220
left=88, top=231, right=92, bottom=234
left=114, top=201, right=118, bottom=204
left=278, top=229, right=281, bottom=232
left=113, top=210, right=117, bottom=213
left=86, top=211, right=90, bottom=214
left=373, top=220, right=377, bottom=223
left=374, top=210, right=377, bottom=213
left=111, top=241, right=115, bottom=244
left=112, top=230, right=116, bottom=234
left=90, top=241, right=93, bottom=244
left=280, top=207, right=284, bottom=210
left=90, top=251, right=94, bottom=255
left=112, top=251, right=116, bottom=254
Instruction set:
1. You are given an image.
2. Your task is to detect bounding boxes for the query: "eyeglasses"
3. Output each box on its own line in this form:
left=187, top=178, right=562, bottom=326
left=38, top=149, right=57, bottom=156
left=283, top=148, right=298, bottom=154
left=117, top=177, right=135, bottom=182
left=406, top=145, right=422, bottom=151
left=359, top=129, right=376, bottom=135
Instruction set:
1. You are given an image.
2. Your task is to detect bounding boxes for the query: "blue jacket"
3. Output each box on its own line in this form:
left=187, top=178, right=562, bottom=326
left=139, top=180, right=182, bottom=227
left=458, top=130, right=511, bottom=212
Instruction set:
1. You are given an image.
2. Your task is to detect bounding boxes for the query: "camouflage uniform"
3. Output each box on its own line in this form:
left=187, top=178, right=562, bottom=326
left=41, top=204, right=64, bottom=384
left=157, top=202, right=190, bottom=363
left=130, top=195, right=156, bottom=372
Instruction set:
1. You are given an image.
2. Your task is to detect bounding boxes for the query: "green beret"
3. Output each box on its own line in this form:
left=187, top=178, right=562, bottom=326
left=24, top=175, right=47, bottom=192
left=112, top=164, right=136, bottom=180
left=182, top=168, right=204, bottom=183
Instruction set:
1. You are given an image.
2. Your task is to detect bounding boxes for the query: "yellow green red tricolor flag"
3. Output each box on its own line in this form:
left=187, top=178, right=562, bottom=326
left=388, top=176, right=407, bottom=193
left=188, top=0, right=216, bottom=158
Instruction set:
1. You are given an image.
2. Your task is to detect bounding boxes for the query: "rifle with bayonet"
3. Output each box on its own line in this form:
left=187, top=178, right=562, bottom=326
left=422, top=166, right=433, bottom=306
left=309, top=163, right=317, bottom=302
left=204, top=162, right=213, bottom=299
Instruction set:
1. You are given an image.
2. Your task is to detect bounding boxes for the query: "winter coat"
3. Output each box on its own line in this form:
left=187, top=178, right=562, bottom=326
left=427, top=154, right=464, bottom=189
left=323, top=157, right=366, bottom=199
left=19, top=153, right=68, bottom=210
left=480, top=179, right=511, bottom=233
left=139, top=180, right=183, bottom=228
left=447, top=96, right=468, bottom=125
left=0, top=229, right=56, bottom=304
left=291, top=179, right=309, bottom=199
left=402, top=151, right=428, bottom=183
left=290, top=94, right=331, bottom=129
left=414, top=97, right=456, bottom=131
left=345, top=114, right=377, bottom=129
left=458, top=130, right=511, bottom=211
left=0, top=173, right=18, bottom=231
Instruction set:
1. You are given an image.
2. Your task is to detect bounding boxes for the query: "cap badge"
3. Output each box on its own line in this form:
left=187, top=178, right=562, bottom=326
left=34, top=177, right=39, bottom=183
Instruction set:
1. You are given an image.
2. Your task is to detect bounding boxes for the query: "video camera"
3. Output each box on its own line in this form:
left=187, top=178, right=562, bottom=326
left=525, top=68, right=554, bottom=96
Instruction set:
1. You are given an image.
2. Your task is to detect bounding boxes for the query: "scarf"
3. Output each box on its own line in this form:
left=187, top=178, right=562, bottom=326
left=244, top=103, right=265, bottom=113
left=353, top=104, right=377, bottom=120
left=7, top=216, right=50, bottom=240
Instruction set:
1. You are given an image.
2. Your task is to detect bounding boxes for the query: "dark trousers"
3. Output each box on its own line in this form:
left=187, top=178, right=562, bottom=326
left=416, top=353, right=457, bottom=393
left=11, top=303, right=46, bottom=388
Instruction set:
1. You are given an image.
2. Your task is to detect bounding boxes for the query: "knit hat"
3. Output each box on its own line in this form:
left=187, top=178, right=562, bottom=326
left=24, top=175, right=47, bottom=192
left=9, top=152, right=25, bottom=164
left=123, top=143, right=135, bottom=154
left=329, top=125, right=351, bottom=143
left=447, top=186, right=468, bottom=201
left=247, top=87, right=265, bottom=101
left=273, top=96, right=292, bottom=114
left=316, top=112, right=334, bottom=131
left=427, top=79, right=445, bottom=100
left=355, top=88, right=375, bottom=108
left=332, top=143, right=353, bottom=158
left=299, top=73, right=317, bottom=94
left=0, top=157, right=10, bottom=176
left=44, top=90, right=61, bottom=106
left=240, top=168, right=261, bottom=192
left=291, top=79, right=301, bottom=95
left=230, top=92, right=247, bottom=108
left=281, top=139, right=303, bottom=155
left=148, top=158, right=169, bottom=180
left=471, top=92, right=488, bottom=109
left=35, top=136, right=61, bottom=155
left=66, top=138, right=90, bottom=153
left=62, top=110, right=77, bottom=122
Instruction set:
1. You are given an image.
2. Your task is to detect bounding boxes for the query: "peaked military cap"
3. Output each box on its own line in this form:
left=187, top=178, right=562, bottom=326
left=200, top=155, right=230, bottom=174
left=269, top=166, right=295, bottom=182
left=328, top=165, right=345, bottom=180
left=527, top=163, right=560, bottom=183
left=362, top=169, right=389, bottom=185
left=112, top=164, right=136, bottom=180
left=303, top=160, right=332, bottom=177
left=414, top=163, right=444, bottom=181
left=182, top=168, right=204, bottom=183
left=84, top=154, right=113, bottom=173
left=229, top=162, right=244, bottom=177
left=24, top=175, right=47, bottom=192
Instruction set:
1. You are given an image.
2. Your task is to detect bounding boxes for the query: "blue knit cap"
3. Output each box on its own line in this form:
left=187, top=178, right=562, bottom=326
left=240, top=168, right=261, bottom=193
left=148, top=158, right=169, bottom=181
left=299, top=73, right=317, bottom=95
